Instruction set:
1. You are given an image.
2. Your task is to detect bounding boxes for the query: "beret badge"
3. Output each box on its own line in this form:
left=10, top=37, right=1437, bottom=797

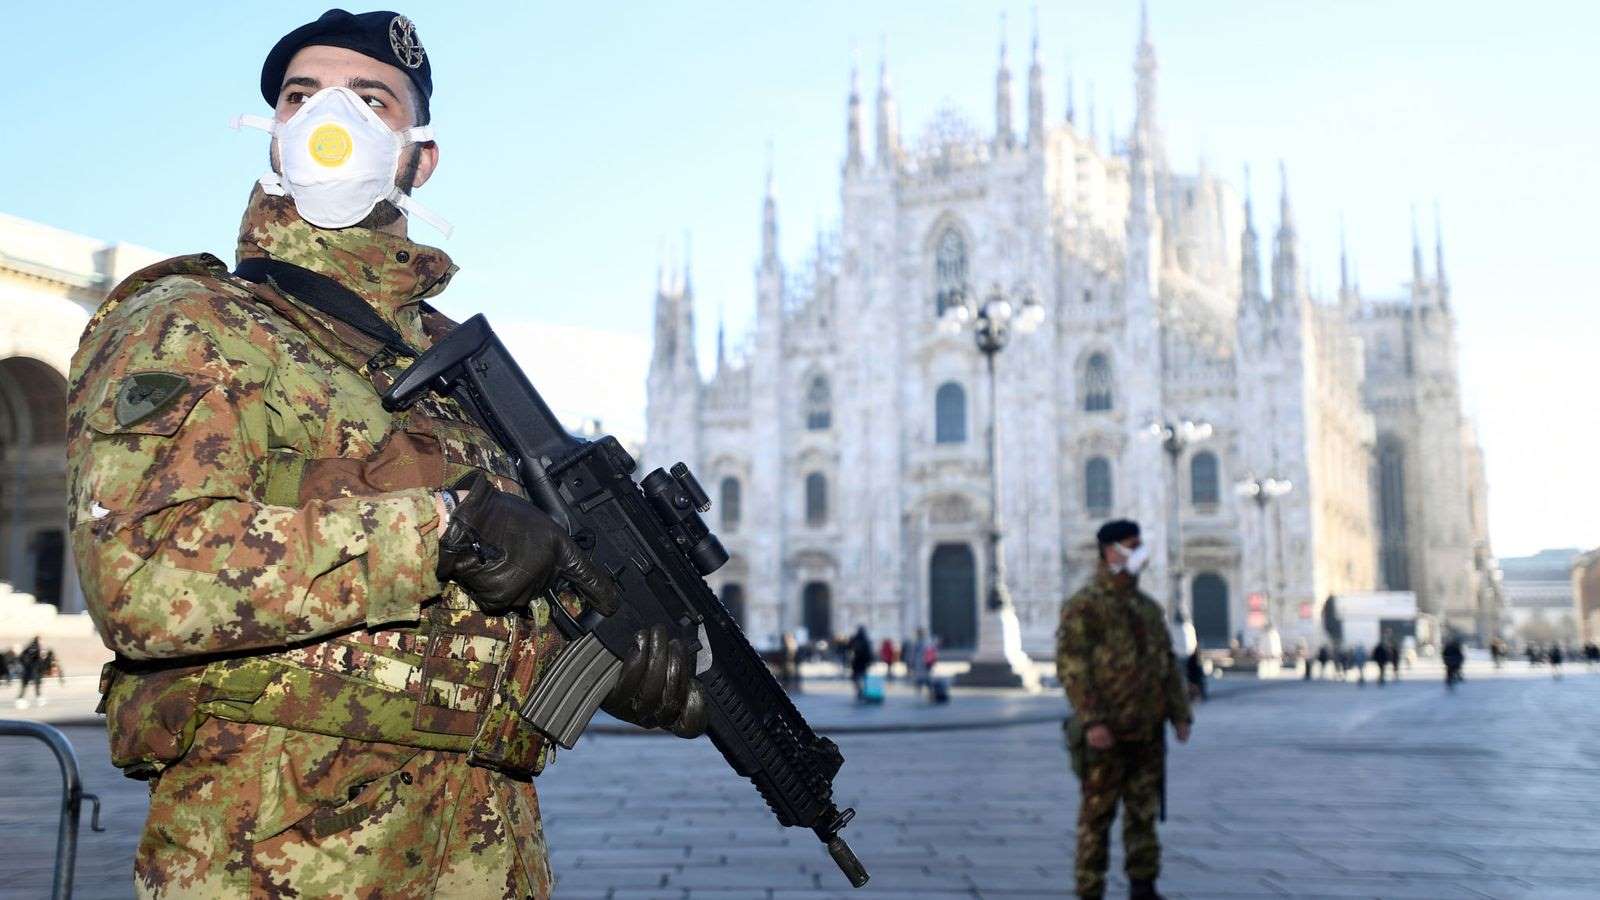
left=388, top=15, right=426, bottom=70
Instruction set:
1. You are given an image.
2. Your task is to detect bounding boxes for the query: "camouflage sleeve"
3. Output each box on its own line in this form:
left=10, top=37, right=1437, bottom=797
left=67, top=282, right=444, bottom=661
left=1055, top=599, right=1107, bottom=726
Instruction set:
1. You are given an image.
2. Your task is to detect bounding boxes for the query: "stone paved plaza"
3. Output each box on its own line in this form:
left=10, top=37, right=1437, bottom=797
left=3, top=665, right=1598, bottom=898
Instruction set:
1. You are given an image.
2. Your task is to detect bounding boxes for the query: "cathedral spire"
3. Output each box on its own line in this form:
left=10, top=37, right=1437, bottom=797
left=1434, top=200, right=1450, bottom=305
left=1026, top=6, right=1046, bottom=149
left=875, top=37, right=901, bottom=169
left=994, top=13, right=1016, bottom=152
left=715, top=300, right=726, bottom=374
left=844, top=55, right=864, bottom=174
left=761, top=145, right=778, bottom=268
left=1338, top=214, right=1357, bottom=313
left=1241, top=164, right=1262, bottom=302
left=1087, top=79, right=1098, bottom=145
left=1410, top=204, right=1425, bottom=296
left=677, top=234, right=699, bottom=374
left=1132, top=0, right=1163, bottom=169
left=1271, top=161, right=1299, bottom=303
left=1065, top=69, right=1076, bottom=125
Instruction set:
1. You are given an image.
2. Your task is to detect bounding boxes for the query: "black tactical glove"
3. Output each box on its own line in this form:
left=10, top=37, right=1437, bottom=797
left=602, top=622, right=711, bottom=738
left=436, top=472, right=619, bottom=617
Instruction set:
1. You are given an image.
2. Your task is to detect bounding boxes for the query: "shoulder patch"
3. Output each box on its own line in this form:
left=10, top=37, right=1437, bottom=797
left=114, top=373, right=190, bottom=427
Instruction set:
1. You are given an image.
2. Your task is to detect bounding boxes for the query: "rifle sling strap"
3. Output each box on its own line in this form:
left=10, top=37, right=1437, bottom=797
left=234, top=257, right=419, bottom=358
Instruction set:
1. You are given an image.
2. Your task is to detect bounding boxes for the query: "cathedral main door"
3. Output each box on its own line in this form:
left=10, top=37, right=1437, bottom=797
left=1192, top=572, right=1230, bottom=650
left=929, top=543, right=977, bottom=651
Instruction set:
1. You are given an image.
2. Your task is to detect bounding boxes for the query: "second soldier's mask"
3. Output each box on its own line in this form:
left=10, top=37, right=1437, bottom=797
left=1110, top=542, right=1151, bottom=576
left=232, top=87, right=452, bottom=237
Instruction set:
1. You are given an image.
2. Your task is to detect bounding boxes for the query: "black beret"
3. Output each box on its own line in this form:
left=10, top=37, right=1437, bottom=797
left=1095, top=519, right=1140, bottom=547
left=261, top=9, right=433, bottom=123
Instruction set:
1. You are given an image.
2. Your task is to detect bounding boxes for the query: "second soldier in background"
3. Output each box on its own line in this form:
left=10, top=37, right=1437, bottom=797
left=1057, top=520, right=1193, bottom=900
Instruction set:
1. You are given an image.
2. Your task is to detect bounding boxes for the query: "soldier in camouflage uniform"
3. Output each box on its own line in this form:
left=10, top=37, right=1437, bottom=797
left=1056, top=520, right=1193, bottom=900
left=68, top=10, right=705, bottom=898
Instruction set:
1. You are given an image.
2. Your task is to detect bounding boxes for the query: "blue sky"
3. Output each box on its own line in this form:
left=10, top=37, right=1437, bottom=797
left=3, top=1, right=1595, bottom=558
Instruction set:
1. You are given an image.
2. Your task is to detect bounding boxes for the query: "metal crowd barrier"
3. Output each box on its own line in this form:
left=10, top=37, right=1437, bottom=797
left=0, top=719, right=104, bottom=900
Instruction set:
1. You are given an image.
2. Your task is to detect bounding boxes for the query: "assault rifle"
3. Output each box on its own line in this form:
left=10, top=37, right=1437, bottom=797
left=382, top=315, right=868, bottom=889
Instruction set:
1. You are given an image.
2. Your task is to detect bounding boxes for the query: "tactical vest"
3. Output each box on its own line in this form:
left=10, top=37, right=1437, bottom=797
left=92, top=254, right=563, bottom=780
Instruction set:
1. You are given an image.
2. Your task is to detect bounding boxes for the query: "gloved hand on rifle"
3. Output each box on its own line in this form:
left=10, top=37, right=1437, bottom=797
left=436, top=473, right=710, bottom=738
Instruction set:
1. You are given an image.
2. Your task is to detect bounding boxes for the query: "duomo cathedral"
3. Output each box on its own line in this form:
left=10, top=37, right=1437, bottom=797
left=644, top=7, right=1498, bottom=656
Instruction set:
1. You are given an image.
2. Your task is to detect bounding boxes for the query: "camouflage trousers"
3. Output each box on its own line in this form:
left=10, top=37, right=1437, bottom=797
left=1073, top=736, right=1163, bottom=898
left=133, top=719, right=552, bottom=899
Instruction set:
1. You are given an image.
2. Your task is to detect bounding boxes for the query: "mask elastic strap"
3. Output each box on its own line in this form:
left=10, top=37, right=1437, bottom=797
left=391, top=192, right=454, bottom=239
left=257, top=172, right=288, bottom=197
left=230, top=113, right=277, bottom=134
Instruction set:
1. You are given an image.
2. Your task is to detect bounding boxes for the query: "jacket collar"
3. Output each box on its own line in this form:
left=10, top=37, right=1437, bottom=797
left=234, top=188, right=456, bottom=327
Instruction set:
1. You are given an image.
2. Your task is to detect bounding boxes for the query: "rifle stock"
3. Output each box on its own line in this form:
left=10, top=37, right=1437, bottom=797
left=383, top=314, right=869, bottom=888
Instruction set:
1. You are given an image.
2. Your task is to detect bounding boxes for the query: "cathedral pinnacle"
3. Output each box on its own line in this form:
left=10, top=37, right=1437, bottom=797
left=1065, top=70, right=1076, bottom=125
left=1241, top=164, right=1263, bottom=303
left=1410, top=204, right=1425, bottom=295
left=1026, top=5, right=1046, bottom=149
left=1271, top=161, right=1300, bottom=303
left=761, top=151, right=779, bottom=269
left=875, top=37, right=902, bottom=169
left=1434, top=200, right=1450, bottom=304
left=845, top=55, right=864, bottom=174
left=994, top=12, right=1016, bottom=152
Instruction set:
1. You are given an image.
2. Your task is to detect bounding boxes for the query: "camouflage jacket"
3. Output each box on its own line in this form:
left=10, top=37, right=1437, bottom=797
left=68, top=190, right=564, bottom=775
left=1055, top=568, right=1191, bottom=740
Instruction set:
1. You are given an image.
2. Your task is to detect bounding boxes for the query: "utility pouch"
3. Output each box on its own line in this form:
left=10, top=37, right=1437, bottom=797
left=1064, top=714, right=1087, bottom=780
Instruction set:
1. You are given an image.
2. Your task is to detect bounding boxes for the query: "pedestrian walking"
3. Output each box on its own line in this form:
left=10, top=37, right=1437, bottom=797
left=848, top=626, right=873, bottom=695
left=1057, top=520, right=1192, bottom=900
left=1316, top=645, right=1330, bottom=679
left=1490, top=638, right=1506, bottom=669
left=879, top=637, right=898, bottom=681
left=1549, top=644, right=1563, bottom=679
left=1442, top=636, right=1465, bottom=690
left=1352, top=644, right=1368, bottom=687
left=14, top=637, right=42, bottom=707
left=1186, top=650, right=1208, bottom=702
left=1372, top=642, right=1390, bottom=687
left=1526, top=644, right=1541, bottom=667
left=780, top=631, right=802, bottom=692
left=1584, top=642, right=1599, bottom=671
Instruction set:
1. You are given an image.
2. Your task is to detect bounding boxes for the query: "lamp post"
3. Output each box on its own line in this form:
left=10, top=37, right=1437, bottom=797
left=1235, top=476, right=1293, bottom=651
left=1146, top=419, right=1213, bottom=624
left=941, top=282, right=1045, bottom=689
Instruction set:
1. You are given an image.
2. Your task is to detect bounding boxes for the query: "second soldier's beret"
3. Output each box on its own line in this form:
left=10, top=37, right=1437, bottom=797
left=260, top=9, right=433, bottom=123
left=1096, top=519, right=1140, bottom=547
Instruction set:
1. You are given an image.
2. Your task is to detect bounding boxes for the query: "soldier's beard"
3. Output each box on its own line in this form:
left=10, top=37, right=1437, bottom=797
left=356, top=145, right=423, bottom=231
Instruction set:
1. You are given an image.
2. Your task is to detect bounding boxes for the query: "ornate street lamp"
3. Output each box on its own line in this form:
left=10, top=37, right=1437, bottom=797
left=940, top=282, right=1044, bottom=689
left=1236, top=476, right=1293, bottom=653
left=1146, top=419, right=1213, bottom=624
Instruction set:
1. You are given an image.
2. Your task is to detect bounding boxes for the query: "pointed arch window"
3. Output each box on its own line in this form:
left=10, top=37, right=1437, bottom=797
left=1190, top=451, right=1220, bottom=506
left=1085, top=456, right=1113, bottom=517
left=804, top=375, right=832, bottom=431
left=934, top=382, right=967, bottom=444
left=805, top=472, right=829, bottom=526
left=719, top=477, right=742, bottom=530
left=1082, top=353, right=1113, bottom=412
left=934, top=227, right=969, bottom=315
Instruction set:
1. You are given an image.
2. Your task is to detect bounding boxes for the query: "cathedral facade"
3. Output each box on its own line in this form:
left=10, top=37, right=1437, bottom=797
left=644, top=10, right=1496, bottom=655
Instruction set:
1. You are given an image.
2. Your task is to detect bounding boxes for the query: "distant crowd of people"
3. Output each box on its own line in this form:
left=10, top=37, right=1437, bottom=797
left=1, top=637, right=62, bottom=708
left=771, top=626, right=951, bottom=705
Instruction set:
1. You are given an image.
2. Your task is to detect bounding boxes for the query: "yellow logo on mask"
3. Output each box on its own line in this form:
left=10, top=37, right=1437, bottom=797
left=308, top=123, right=353, bottom=167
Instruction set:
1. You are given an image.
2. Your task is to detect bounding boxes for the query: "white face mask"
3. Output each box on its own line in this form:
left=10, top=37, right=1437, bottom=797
left=1111, top=542, right=1151, bottom=576
left=232, top=87, right=452, bottom=237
